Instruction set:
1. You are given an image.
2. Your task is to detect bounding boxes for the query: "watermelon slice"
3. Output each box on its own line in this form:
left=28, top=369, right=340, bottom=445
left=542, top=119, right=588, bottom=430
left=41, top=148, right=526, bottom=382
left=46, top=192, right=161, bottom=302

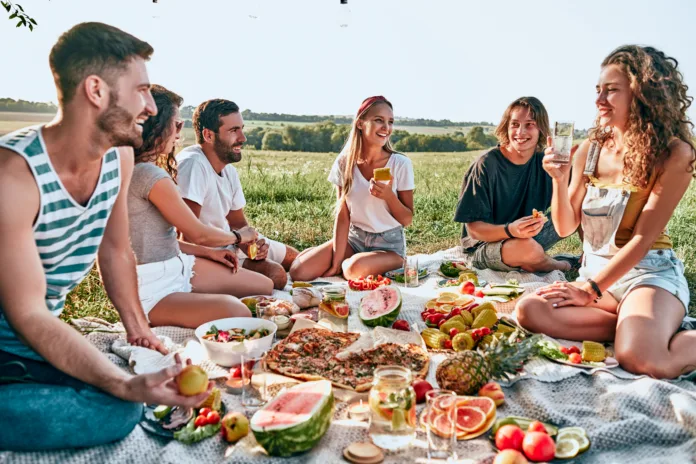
left=251, top=380, right=334, bottom=457
left=359, top=286, right=402, bottom=327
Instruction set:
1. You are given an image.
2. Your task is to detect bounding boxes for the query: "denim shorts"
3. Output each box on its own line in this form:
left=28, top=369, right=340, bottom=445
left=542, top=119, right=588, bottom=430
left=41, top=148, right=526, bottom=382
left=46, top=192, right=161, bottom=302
left=578, top=248, right=690, bottom=316
left=347, top=224, right=406, bottom=258
left=468, top=219, right=561, bottom=272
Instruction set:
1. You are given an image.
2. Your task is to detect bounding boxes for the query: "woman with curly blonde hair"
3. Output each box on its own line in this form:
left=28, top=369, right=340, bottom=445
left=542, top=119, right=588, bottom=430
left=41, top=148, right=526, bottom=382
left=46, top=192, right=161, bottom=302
left=515, top=45, right=696, bottom=378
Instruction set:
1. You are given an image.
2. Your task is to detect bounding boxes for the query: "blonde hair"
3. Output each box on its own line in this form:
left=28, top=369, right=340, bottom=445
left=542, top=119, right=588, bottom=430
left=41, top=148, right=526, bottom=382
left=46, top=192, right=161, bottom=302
left=339, top=97, right=396, bottom=197
left=494, top=96, right=550, bottom=153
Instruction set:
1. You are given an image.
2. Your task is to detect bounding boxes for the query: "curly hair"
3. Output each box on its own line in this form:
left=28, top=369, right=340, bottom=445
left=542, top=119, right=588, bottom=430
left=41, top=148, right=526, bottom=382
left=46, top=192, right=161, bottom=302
left=134, top=84, right=183, bottom=180
left=589, top=45, right=696, bottom=188
left=495, top=96, right=550, bottom=153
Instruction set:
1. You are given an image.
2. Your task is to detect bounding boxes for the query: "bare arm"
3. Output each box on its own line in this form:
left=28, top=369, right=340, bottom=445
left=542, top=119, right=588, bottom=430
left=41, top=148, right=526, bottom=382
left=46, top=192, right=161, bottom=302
left=386, top=189, right=414, bottom=227
left=590, top=140, right=694, bottom=293
left=148, top=177, right=240, bottom=247
left=329, top=188, right=352, bottom=270
left=97, top=150, right=164, bottom=353
left=466, top=222, right=510, bottom=242
left=546, top=140, right=589, bottom=237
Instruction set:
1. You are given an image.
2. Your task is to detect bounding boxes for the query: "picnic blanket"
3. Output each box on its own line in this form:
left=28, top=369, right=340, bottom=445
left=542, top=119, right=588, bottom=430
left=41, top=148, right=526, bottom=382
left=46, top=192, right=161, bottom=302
left=2, top=247, right=695, bottom=463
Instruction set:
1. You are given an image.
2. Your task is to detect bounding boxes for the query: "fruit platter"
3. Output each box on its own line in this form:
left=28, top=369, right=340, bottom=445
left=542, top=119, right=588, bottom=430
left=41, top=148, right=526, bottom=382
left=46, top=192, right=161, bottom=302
left=537, top=339, right=619, bottom=369
left=348, top=274, right=391, bottom=291
left=490, top=416, right=591, bottom=461
left=240, top=295, right=300, bottom=318
left=439, top=260, right=472, bottom=278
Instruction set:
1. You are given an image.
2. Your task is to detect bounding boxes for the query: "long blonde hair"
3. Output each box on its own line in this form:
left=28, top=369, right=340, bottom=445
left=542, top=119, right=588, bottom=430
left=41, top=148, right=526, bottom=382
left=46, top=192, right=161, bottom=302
left=339, top=96, right=397, bottom=197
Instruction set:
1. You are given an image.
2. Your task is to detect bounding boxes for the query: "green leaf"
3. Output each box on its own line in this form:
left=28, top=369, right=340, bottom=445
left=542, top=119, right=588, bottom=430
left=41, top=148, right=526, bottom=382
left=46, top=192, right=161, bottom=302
left=28, top=23, right=32, bottom=30
left=16, top=3, right=23, bottom=12
left=29, top=17, right=36, bottom=24
left=16, top=20, right=22, bottom=27
left=1, top=3, right=10, bottom=13
left=9, top=11, right=17, bottom=19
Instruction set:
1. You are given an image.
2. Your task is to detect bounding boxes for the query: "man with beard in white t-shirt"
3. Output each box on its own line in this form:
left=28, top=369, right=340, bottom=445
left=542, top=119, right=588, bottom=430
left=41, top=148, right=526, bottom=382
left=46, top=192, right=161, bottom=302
left=177, top=99, right=298, bottom=289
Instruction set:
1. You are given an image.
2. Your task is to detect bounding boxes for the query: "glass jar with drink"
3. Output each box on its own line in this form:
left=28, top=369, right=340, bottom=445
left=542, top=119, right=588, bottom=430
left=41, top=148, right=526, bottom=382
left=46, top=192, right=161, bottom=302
left=368, top=365, right=417, bottom=451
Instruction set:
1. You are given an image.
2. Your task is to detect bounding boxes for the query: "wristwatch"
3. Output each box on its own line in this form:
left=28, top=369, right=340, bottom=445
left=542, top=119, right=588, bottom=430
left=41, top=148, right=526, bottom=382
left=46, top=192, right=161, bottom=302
left=504, top=223, right=515, bottom=239
left=231, top=229, right=242, bottom=244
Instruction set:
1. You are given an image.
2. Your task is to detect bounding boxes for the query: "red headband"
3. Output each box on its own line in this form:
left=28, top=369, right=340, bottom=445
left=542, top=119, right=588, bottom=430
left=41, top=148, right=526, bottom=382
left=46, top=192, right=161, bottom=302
left=357, top=95, right=389, bottom=116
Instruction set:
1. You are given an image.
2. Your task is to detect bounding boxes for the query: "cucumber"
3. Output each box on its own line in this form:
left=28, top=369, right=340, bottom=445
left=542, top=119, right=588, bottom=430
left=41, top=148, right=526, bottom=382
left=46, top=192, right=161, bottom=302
left=153, top=405, right=172, bottom=420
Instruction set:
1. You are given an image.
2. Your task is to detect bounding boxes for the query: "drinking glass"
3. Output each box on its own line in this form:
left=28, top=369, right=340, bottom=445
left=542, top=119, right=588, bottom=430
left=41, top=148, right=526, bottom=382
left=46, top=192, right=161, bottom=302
left=241, top=353, right=267, bottom=410
left=552, top=121, right=574, bottom=164
left=423, top=389, right=457, bottom=461
left=368, top=366, right=417, bottom=451
left=403, top=256, right=419, bottom=287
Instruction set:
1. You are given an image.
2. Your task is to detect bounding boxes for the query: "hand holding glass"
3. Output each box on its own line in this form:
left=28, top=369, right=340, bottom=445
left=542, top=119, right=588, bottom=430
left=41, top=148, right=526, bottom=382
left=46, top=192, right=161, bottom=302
left=552, top=121, right=574, bottom=164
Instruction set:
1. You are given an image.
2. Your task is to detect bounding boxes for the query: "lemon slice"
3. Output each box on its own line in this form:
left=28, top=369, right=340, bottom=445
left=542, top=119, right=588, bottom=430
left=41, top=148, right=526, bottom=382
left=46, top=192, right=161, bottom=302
left=555, top=437, right=580, bottom=459
left=454, top=296, right=474, bottom=307
left=425, top=300, right=439, bottom=311
left=557, top=426, right=587, bottom=436
left=437, top=293, right=458, bottom=304
left=438, top=304, right=454, bottom=314
left=557, top=430, right=590, bottom=452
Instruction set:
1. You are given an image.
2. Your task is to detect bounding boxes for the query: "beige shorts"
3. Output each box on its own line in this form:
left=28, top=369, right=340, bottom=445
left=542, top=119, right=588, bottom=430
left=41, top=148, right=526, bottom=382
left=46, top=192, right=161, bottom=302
left=136, top=253, right=196, bottom=319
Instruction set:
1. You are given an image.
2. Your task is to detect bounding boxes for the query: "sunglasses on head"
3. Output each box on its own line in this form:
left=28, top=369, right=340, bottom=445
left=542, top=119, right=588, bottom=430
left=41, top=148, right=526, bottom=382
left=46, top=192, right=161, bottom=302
left=175, top=120, right=184, bottom=133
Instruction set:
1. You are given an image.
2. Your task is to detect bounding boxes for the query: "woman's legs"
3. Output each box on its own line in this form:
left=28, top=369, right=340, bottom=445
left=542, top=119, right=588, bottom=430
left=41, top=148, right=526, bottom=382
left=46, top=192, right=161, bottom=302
left=342, top=251, right=404, bottom=281
left=289, top=240, right=355, bottom=282
left=614, top=286, right=696, bottom=379
left=191, top=256, right=274, bottom=297
left=148, top=292, right=252, bottom=328
left=514, top=283, right=619, bottom=342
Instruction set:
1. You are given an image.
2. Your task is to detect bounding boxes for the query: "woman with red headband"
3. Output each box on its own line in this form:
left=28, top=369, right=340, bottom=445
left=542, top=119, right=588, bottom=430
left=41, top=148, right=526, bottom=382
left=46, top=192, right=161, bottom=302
left=290, top=96, right=415, bottom=281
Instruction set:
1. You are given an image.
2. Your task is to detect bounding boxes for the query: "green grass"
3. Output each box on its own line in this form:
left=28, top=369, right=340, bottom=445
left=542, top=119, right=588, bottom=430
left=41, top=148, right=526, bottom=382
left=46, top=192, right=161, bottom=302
left=59, top=148, right=696, bottom=323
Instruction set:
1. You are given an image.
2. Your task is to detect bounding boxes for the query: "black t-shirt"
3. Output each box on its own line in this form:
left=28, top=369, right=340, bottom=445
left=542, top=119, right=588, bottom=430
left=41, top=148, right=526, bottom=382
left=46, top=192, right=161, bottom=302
left=454, top=146, right=554, bottom=249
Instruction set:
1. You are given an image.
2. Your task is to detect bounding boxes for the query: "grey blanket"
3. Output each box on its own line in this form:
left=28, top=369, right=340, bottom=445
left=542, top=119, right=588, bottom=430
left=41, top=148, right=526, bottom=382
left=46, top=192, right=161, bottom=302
left=2, top=248, right=695, bottom=463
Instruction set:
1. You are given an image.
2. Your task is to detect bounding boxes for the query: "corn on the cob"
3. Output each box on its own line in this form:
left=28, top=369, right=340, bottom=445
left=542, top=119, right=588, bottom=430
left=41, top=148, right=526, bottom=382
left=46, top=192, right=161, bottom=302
left=459, top=310, right=474, bottom=327
left=581, top=341, right=606, bottom=362
left=472, top=308, right=498, bottom=329
left=452, top=333, right=475, bottom=351
left=198, top=387, right=221, bottom=411
left=422, top=328, right=449, bottom=349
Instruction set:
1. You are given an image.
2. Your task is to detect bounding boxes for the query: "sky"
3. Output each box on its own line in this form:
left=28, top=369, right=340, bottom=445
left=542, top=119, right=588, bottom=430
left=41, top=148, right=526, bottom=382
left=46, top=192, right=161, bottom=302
left=1, top=0, right=695, bottom=129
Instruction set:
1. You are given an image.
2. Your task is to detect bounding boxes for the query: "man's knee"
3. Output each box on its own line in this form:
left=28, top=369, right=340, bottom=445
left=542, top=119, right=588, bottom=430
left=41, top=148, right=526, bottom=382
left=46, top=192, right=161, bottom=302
left=281, top=245, right=299, bottom=269
left=265, top=262, right=288, bottom=290
left=502, top=238, right=544, bottom=269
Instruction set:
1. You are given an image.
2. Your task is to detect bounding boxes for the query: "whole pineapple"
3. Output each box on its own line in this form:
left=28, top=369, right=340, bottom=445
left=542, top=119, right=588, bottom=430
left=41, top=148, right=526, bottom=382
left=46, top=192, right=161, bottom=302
left=436, top=333, right=540, bottom=395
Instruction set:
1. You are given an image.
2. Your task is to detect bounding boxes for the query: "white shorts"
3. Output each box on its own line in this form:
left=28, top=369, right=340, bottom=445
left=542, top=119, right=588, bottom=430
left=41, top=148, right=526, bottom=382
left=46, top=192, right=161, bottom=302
left=136, top=253, right=196, bottom=319
left=233, top=234, right=287, bottom=266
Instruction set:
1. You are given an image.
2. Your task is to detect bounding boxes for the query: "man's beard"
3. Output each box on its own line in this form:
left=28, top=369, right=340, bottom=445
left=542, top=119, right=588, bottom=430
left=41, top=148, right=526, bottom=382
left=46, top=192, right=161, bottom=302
left=97, top=91, right=144, bottom=148
left=213, top=136, right=242, bottom=164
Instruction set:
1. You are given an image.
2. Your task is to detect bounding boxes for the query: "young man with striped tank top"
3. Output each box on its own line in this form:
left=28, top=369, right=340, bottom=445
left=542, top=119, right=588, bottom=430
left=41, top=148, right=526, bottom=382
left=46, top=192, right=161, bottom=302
left=0, top=23, right=212, bottom=450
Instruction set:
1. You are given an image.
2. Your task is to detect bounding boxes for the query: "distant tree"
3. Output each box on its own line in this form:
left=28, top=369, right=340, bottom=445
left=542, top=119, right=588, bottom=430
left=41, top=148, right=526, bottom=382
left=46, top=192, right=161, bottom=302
left=261, top=131, right=284, bottom=151
left=244, top=127, right=265, bottom=149
left=180, top=106, right=195, bottom=119
left=183, top=119, right=193, bottom=128
left=2, top=1, right=36, bottom=30
left=466, top=126, right=488, bottom=148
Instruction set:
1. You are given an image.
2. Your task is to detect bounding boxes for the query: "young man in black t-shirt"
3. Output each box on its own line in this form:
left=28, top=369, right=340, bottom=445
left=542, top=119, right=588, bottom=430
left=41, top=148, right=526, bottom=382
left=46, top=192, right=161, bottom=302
left=454, top=97, right=575, bottom=273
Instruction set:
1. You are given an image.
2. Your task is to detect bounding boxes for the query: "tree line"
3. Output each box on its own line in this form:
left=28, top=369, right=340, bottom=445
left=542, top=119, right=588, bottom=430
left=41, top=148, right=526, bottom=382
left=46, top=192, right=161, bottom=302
left=241, top=122, right=497, bottom=153
left=0, top=98, right=57, bottom=113
left=178, top=106, right=493, bottom=128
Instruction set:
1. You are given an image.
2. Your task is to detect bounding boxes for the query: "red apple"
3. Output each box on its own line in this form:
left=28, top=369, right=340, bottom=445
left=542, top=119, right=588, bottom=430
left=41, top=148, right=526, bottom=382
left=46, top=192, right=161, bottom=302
left=392, top=320, right=410, bottom=331
left=494, top=449, right=529, bottom=464
left=412, top=379, right=434, bottom=404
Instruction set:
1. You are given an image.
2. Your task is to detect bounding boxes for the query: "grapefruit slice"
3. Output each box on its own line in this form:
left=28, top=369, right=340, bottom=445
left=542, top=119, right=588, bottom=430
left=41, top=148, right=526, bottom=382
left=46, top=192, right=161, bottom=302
left=431, top=395, right=457, bottom=413
left=457, top=396, right=496, bottom=421
left=419, top=408, right=438, bottom=428
left=432, top=413, right=455, bottom=438
left=454, top=406, right=486, bottom=433
left=437, top=293, right=458, bottom=305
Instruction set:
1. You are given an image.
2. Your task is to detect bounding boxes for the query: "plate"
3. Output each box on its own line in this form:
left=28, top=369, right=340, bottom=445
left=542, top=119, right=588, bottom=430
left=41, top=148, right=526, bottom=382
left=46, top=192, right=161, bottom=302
left=140, top=403, right=227, bottom=439
left=385, top=267, right=430, bottom=283
left=543, top=341, right=619, bottom=369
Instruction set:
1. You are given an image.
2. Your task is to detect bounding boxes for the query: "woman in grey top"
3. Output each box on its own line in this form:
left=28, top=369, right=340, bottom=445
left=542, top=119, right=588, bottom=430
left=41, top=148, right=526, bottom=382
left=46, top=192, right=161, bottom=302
left=129, top=85, right=273, bottom=328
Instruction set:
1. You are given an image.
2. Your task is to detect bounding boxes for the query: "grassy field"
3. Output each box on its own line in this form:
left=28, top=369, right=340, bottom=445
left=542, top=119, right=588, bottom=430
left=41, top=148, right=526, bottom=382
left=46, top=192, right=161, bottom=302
left=60, top=148, right=696, bottom=323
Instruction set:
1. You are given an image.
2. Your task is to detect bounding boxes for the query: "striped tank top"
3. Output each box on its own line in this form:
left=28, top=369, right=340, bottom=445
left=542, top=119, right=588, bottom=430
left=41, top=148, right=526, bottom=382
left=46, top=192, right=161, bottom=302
left=0, top=125, right=121, bottom=360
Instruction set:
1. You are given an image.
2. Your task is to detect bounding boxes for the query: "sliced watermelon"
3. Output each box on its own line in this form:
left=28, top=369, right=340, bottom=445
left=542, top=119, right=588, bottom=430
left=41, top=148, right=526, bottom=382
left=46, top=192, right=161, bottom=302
left=359, top=286, right=402, bottom=327
left=251, top=380, right=334, bottom=457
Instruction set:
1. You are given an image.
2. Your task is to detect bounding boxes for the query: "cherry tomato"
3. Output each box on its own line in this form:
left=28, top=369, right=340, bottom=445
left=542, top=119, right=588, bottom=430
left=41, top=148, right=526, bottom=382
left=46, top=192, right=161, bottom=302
left=450, top=308, right=463, bottom=318
left=522, top=431, right=556, bottom=462
left=199, top=407, right=212, bottom=417
left=377, top=275, right=383, bottom=281
left=568, top=345, right=581, bottom=355
left=206, top=410, right=221, bottom=425
left=449, top=328, right=460, bottom=338
left=560, top=346, right=570, bottom=355
left=459, top=281, right=476, bottom=295
left=475, top=290, right=485, bottom=298
left=527, top=420, right=547, bottom=434
left=438, top=319, right=447, bottom=328
left=495, top=424, right=525, bottom=451
left=568, top=353, right=582, bottom=364
left=194, top=415, right=208, bottom=428
left=443, top=340, right=453, bottom=350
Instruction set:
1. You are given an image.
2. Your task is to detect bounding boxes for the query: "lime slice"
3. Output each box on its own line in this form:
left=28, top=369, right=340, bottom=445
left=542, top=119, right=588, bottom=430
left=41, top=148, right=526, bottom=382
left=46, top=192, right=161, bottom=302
left=555, top=437, right=580, bottom=459
left=557, top=431, right=590, bottom=452
left=391, top=408, right=406, bottom=431
left=558, top=426, right=587, bottom=437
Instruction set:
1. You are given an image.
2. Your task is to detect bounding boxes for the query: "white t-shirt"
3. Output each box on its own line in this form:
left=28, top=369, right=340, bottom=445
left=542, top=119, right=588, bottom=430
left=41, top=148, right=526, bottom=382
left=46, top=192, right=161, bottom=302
left=328, top=153, right=415, bottom=233
left=176, top=145, right=246, bottom=234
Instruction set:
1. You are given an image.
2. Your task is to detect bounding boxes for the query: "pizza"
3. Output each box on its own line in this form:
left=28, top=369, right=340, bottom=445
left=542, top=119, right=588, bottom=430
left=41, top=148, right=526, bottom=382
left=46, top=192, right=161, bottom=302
left=532, top=208, right=548, bottom=223
left=264, top=328, right=430, bottom=392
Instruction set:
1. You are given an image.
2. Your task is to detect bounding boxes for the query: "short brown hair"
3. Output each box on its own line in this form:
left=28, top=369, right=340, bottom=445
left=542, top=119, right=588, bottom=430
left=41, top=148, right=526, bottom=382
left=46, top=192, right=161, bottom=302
left=49, top=22, right=154, bottom=105
left=495, top=96, right=550, bottom=152
left=193, top=99, right=240, bottom=144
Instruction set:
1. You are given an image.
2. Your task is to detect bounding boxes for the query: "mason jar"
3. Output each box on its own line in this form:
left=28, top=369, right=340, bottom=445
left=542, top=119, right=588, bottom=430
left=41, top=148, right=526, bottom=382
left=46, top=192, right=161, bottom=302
left=368, top=365, right=417, bottom=451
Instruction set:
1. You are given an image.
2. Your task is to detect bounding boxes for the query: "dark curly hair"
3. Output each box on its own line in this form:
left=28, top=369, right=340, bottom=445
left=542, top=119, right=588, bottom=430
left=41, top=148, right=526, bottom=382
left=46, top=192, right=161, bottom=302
left=134, top=84, right=183, bottom=180
left=589, top=45, right=696, bottom=188
left=193, top=99, right=240, bottom=144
